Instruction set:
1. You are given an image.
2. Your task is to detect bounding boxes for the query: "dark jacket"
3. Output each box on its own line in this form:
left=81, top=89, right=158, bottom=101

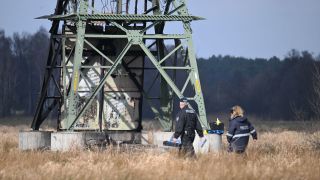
left=226, top=116, right=257, bottom=152
left=173, top=106, right=204, bottom=142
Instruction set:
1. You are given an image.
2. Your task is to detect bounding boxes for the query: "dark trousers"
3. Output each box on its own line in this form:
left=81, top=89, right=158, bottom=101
left=227, top=143, right=246, bottom=154
left=179, top=136, right=195, bottom=158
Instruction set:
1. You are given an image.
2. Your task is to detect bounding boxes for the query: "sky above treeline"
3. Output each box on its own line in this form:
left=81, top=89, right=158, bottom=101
left=0, top=0, right=319, bottom=59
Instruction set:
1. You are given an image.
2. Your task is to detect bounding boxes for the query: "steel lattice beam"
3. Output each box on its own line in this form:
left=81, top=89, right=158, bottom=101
left=36, top=13, right=204, bottom=21
left=32, top=0, right=210, bottom=131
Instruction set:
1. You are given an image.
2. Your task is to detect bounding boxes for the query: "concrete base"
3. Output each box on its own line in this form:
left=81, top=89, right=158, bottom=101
left=51, top=132, right=106, bottom=151
left=19, top=130, right=222, bottom=153
left=19, top=131, right=51, bottom=150
left=51, top=131, right=141, bottom=151
left=51, top=132, right=86, bottom=151
left=152, top=132, right=174, bottom=147
left=141, top=131, right=152, bottom=145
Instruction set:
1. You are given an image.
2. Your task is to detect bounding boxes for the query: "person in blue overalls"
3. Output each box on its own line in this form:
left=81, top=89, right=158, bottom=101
left=226, top=105, right=257, bottom=153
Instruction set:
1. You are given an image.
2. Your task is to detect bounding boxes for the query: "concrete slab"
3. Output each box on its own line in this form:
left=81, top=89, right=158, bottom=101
left=51, top=131, right=142, bottom=151
left=19, top=131, right=51, bottom=150
left=152, top=132, right=173, bottom=147
left=19, top=130, right=222, bottom=153
left=51, top=132, right=86, bottom=151
left=141, top=131, right=151, bottom=145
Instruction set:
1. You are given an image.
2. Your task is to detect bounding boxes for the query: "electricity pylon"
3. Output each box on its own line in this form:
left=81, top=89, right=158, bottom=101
left=31, top=0, right=209, bottom=132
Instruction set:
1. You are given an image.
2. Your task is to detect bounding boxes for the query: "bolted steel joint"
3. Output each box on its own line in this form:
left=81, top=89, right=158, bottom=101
left=127, top=30, right=143, bottom=45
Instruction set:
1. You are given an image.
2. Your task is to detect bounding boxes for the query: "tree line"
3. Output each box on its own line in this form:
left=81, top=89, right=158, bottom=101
left=0, top=28, right=319, bottom=120
left=198, top=52, right=320, bottom=120
left=0, top=28, right=49, bottom=117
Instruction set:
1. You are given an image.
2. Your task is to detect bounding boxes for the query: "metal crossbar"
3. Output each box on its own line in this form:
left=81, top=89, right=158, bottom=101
left=68, top=41, right=132, bottom=129
left=36, top=13, right=204, bottom=21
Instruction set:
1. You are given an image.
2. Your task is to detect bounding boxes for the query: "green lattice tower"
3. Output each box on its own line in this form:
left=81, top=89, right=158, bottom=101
left=31, top=0, right=209, bottom=132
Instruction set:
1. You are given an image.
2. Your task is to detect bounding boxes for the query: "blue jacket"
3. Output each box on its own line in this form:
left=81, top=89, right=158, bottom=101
left=226, top=116, right=257, bottom=152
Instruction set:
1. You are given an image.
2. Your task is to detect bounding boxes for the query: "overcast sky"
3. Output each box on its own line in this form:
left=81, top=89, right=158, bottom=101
left=0, top=0, right=319, bottom=59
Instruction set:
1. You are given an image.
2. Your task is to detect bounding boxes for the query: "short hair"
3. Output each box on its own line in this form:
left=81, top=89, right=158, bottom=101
left=231, top=105, right=244, bottom=118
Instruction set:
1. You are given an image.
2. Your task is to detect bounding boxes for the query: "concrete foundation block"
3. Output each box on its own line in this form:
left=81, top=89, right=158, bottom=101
left=20, top=130, right=222, bottom=153
left=141, top=131, right=152, bottom=145
left=83, top=132, right=107, bottom=147
left=141, top=131, right=148, bottom=145
left=51, top=132, right=86, bottom=151
left=19, top=131, right=51, bottom=150
left=51, top=131, right=142, bottom=151
left=152, top=132, right=174, bottom=147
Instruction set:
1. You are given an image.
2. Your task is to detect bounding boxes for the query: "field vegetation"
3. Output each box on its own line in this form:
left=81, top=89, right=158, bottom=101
left=0, top=117, right=320, bottom=180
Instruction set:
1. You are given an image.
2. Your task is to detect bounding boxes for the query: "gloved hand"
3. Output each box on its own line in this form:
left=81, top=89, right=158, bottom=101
left=172, top=138, right=177, bottom=143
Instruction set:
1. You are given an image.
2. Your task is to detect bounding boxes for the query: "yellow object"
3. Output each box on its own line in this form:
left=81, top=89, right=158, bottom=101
left=195, top=79, right=201, bottom=93
left=73, top=71, right=79, bottom=93
left=203, top=130, right=208, bottom=135
left=216, top=118, right=222, bottom=125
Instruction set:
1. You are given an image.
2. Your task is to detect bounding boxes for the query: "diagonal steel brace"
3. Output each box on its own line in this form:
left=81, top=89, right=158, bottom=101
left=68, top=41, right=132, bottom=130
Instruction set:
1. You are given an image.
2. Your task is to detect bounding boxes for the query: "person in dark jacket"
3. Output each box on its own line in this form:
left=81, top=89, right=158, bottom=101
left=172, top=97, right=204, bottom=157
left=226, top=105, right=257, bottom=153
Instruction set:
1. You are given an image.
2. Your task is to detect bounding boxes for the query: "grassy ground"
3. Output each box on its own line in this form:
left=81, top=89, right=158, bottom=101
left=0, top=117, right=320, bottom=180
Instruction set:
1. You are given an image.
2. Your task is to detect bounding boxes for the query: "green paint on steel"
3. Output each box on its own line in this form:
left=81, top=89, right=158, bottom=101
left=65, top=0, right=88, bottom=129
left=174, top=0, right=209, bottom=129
left=68, top=41, right=133, bottom=130
left=33, top=0, right=210, bottom=131
left=36, top=13, right=204, bottom=21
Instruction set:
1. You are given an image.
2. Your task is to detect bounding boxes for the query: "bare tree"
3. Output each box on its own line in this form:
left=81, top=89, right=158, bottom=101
left=310, top=62, right=320, bottom=119
left=0, top=30, right=14, bottom=117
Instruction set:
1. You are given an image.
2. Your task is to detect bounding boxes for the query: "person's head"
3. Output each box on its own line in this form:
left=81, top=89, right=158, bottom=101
left=179, top=97, right=188, bottom=109
left=230, top=105, right=244, bottom=119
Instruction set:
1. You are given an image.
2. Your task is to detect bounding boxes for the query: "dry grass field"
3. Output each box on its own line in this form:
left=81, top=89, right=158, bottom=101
left=0, top=117, right=320, bottom=180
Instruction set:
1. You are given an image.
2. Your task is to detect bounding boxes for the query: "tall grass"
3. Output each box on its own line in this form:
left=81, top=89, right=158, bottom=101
left=0, top=120, right=320, bottom=180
